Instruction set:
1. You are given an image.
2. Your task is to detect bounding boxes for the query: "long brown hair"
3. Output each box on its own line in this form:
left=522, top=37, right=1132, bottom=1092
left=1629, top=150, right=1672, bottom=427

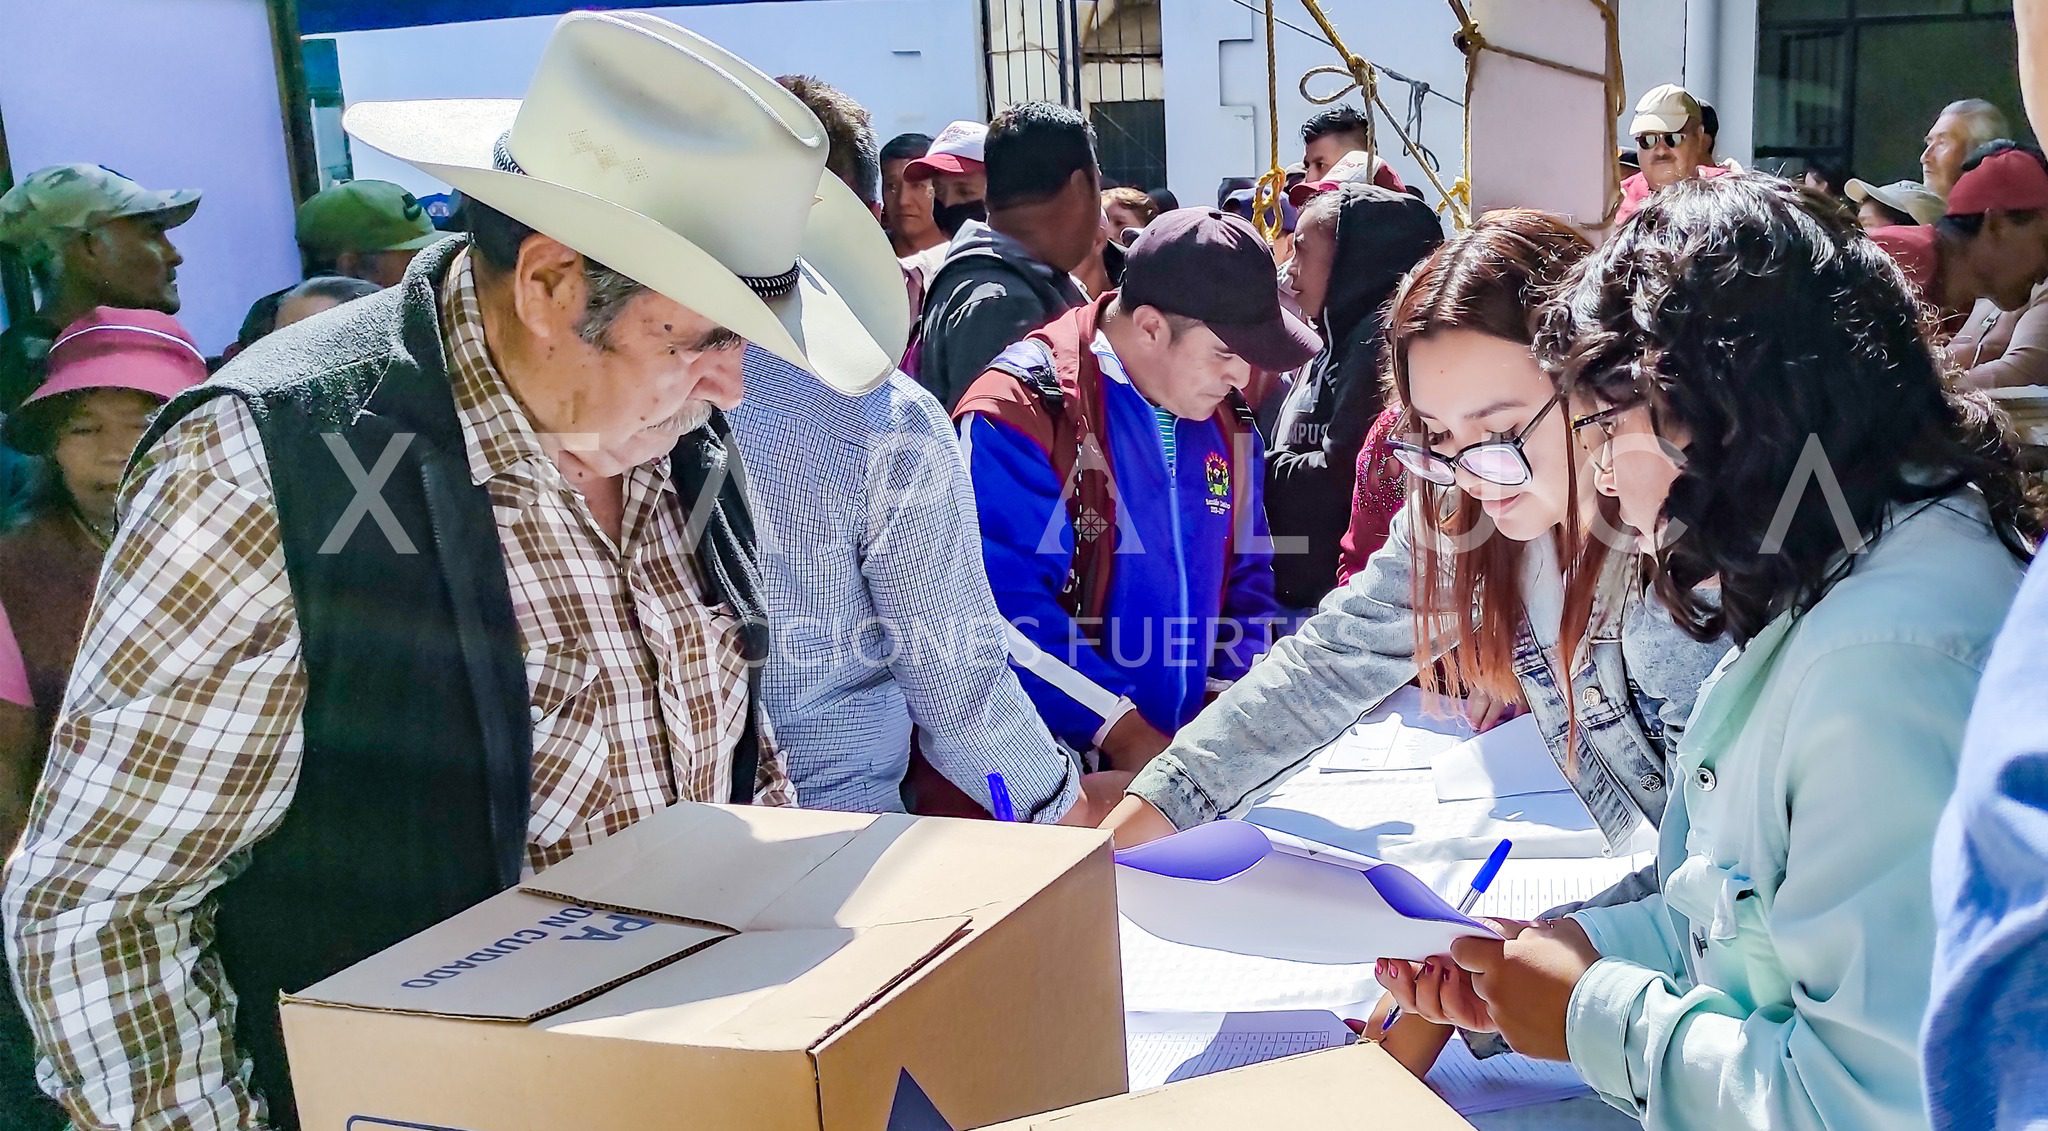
left=1383, top=210, right=1604, bottom=724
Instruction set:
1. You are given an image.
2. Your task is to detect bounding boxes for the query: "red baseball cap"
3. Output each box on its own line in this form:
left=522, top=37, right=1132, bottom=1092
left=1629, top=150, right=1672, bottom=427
left=3, top=308, right=207, bottom=450
left=1120, top=208, right=1321, bottom=373
left=1946, top=147, right=2048, bottom=217
left=1287, top=150, right=1406, bottom=207
left=904, top=120, right=988, bottom=182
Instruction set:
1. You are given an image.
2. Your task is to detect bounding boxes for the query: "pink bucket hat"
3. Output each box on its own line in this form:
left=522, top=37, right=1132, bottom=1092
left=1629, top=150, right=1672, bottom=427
left=2, top=307, right=207, bottom=450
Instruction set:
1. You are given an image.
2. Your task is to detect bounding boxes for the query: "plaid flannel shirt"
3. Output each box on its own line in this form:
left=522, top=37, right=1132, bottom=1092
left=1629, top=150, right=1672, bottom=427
left=1, top=253, right=788, bottom=1130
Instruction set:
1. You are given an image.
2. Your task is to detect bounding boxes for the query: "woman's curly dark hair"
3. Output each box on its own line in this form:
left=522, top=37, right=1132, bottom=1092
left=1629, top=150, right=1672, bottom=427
left=1536, top=173, right=2044, bottom=645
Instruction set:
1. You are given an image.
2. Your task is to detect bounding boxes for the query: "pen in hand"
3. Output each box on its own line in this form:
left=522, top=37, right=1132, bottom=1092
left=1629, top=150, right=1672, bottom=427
left=1379, top=839, right=1512, bottom=1039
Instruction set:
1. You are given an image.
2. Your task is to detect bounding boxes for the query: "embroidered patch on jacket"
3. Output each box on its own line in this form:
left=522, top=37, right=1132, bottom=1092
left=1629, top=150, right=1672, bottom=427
left=1205, top=452, right=1231, bottom=515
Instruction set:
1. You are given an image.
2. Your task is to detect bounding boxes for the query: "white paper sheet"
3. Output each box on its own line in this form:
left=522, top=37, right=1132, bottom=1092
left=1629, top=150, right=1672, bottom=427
left=1245, top=772, right=1606, bottom=865
left=1120, top=912, right=1387, bottom=1014
left=1319, top=687, right=1477, bottom=773
left=1428, top=1037, right=1593, bottom=1115
left=1124, top=1010, right=1355, bottom=1090
left=1115, top=834, right=1499, bottom=964
left=1431, top=715, right=1574, bottom=802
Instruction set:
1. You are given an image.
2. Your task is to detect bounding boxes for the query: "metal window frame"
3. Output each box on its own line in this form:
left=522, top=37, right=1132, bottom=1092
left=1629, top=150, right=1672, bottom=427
left=1754, top=0, right=2016, bottom=173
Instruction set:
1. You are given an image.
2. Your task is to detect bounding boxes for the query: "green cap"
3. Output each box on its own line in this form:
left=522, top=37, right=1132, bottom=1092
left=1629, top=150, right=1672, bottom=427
left=0, top=163, right=201, bottom=252
left=295, top=179, right=440, bottom=256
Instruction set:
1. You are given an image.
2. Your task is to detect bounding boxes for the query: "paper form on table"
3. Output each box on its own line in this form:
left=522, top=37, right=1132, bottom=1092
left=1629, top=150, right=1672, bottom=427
left=1246, top=772, right=1605, bottom=865
left=1430, top=714, right=1575, bottom=802
left=1124, top=1010, right=1355, bottom=1090
left=1426, top=1035, right=1592, bottom=1115
left=1319, top=686, right=1476, bottom=772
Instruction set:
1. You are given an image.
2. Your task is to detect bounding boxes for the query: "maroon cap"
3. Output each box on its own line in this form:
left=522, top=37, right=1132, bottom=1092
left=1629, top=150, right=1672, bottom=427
left=1946, top=148, right=2048, bottom=216
left=1119, top=208, right=1321, bottom=372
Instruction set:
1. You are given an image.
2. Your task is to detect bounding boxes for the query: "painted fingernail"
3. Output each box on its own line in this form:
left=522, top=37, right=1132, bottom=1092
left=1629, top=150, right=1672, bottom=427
left=1418, top=961, right=1433, bottom=977
left=1376, top=959, right=1390, bottom=977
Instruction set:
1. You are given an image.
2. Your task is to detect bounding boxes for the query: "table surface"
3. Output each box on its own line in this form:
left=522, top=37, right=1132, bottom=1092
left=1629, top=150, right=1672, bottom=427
left=1117, top=698, right=1649, bottom=1130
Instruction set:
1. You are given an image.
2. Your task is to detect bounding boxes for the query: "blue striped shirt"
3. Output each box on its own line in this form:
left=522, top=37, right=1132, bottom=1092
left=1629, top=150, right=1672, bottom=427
left=727, top=348, right=1080, bottom=819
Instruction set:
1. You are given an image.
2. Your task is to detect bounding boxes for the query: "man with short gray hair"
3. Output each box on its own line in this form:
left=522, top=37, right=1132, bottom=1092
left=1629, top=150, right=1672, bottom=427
left=1924, top=98, right=2012, bottom=196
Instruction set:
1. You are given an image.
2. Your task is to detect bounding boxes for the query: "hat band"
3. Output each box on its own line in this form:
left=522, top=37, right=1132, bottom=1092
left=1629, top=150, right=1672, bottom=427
left=492, top=133, right=799, bottom=300
left=50, top=322, right=205, bottom=362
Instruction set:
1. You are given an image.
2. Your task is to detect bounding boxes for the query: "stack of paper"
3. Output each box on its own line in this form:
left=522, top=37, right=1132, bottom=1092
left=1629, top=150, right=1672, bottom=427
left=1430, top=714, right=1572, bottom=802
left=1318, top=687, right=1476, bottom=773
left=1124, top=1010, right=1355, bottom=1090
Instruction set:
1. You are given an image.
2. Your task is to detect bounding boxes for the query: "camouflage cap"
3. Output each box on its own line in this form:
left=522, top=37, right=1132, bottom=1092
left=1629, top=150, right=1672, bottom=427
left=295, top=179, right=439, bottom=256
left=0, top=164, right=202, bottom=252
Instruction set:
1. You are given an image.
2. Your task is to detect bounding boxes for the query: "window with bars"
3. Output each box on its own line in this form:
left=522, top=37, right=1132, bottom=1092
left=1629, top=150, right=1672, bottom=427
left=984, top=1, right=1168, bottom=191
left=1755, top=0, right=2023, bottom=184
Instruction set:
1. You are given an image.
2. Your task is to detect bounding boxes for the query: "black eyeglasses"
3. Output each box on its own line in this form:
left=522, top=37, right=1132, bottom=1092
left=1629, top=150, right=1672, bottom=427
left=1634, top=131, right=1686, bottom=151
left=1389, top=395, right=1562, bottom=488
left=1571, top=403, right=1630, bottom=473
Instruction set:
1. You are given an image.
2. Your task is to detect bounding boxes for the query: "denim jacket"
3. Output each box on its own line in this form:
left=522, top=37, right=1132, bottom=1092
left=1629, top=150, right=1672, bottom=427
left=1127, top=504, right=1731, bottom=851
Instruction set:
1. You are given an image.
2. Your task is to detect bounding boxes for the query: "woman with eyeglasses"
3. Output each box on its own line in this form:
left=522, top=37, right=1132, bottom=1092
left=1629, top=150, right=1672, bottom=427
left=1101, top=210, right=1732, bottom=1054
left=1393, top=176, right=2044, bottom=1131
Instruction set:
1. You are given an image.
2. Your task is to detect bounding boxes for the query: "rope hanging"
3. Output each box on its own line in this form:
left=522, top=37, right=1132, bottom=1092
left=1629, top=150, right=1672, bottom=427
left=1250, top=0, right=1289, bottom=242
left=1262, top=0, right=1629, bottom=231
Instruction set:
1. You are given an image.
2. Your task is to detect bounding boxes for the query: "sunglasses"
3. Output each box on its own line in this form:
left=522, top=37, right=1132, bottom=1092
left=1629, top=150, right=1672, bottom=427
left=1390, top=395, right=1561, bottom=488
left=1634, top=131, right=1689, bottom=151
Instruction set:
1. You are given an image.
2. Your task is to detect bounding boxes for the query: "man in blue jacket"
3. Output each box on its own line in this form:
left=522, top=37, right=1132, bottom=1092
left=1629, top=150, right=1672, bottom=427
left=953, top=209, right=1317, bottom=770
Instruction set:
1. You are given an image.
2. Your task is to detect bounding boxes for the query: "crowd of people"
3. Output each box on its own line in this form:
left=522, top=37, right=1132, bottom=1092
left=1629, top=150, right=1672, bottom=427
left=0, top=8, right=2046, bottom=1131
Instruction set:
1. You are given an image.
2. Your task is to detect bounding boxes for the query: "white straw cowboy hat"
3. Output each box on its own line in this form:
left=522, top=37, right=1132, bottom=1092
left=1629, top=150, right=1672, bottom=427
left=343, top=11, right=907, bottom=395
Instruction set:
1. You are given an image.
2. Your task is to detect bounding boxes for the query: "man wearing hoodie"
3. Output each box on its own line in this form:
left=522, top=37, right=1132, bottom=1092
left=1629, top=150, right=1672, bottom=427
left=1266, top=182, right=1443, bottom=609
left=915, top=103, right=1099, bottom=410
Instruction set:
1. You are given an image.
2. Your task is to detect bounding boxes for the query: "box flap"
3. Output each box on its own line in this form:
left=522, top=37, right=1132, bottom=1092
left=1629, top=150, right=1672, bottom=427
left=750, top=814, right=1111, bottom=930
left=522, top=803, right=876, bottom=930
left=981, top=1045, right=1474, bottom=1129
left=544, top=917, right=969, bottom=1051
left=287, top=891, right=728, bottom=1021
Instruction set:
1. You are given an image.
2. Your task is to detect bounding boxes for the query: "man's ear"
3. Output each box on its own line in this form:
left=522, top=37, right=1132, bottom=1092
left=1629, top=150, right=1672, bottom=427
left=510, top=234, right=586, bottom=340
left=1128, top=304, right=1171, bottom=349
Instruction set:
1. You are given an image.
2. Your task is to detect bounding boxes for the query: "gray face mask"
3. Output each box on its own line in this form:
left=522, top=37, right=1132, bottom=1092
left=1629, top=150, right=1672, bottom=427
left=932, top=197, right=987, bottom=238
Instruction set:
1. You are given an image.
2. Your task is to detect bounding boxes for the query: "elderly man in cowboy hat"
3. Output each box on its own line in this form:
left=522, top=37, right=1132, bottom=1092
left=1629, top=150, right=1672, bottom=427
left=1, top=14, right=905, bottom=1130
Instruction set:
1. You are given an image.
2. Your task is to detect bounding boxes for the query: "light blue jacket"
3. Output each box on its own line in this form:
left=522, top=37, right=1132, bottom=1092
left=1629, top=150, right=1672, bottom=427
left=1566, top=493, right=2026, bottom=1131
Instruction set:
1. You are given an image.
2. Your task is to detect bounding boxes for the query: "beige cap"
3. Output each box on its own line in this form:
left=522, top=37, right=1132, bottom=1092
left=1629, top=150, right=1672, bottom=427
left=1630, top=84, right=1701, bottom=135
left=1845, top=178, right=1947, bottom=226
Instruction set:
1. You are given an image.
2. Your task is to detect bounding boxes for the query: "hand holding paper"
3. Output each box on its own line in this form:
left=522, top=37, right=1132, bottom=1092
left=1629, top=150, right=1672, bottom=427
left=1114, top=822, right=1503, bottom=964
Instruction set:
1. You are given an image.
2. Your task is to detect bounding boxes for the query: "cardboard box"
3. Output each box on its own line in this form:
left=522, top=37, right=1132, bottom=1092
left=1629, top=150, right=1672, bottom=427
left=980, top=1044, right=1476, bottom=1129
left=281, top=804, right=1126, bottom=1130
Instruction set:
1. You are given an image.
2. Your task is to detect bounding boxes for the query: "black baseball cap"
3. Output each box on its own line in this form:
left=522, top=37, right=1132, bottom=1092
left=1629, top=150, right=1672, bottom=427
left=1120, top=208, right=1321, bottom=372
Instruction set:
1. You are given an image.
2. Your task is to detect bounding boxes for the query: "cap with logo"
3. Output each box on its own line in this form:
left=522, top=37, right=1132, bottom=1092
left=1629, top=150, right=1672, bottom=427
left=1119, top=207, right=1322, bottom=373
left=296, top=179, right=441, bottom=256
left=1630, top=84, right=1702, bottom=136
left=1845, top=179, right=1947, bottom=226
left=1945, top=148, right=2048, bottom=217
left=0, top=163, right=201, bottom=253
left=904, top=121, right=988, bottom=182
left=1287, top=150, right=1405, bottom=206
left=1, top=307, right=209, bottom=452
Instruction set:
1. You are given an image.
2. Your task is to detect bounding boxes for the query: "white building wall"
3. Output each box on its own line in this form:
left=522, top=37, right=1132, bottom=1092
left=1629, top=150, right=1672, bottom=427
left=0, top=0, right=304, bottom=354
left=330, top=0, right=986, bottom=200
left=328, top=0, right=1759, bottom=210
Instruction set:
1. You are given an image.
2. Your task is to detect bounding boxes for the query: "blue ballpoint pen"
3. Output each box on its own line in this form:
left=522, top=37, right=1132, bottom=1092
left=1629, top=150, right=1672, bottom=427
left=986, top=771, right=1018, bottom=822
left=1381, top=839, right=1513, bottom=1037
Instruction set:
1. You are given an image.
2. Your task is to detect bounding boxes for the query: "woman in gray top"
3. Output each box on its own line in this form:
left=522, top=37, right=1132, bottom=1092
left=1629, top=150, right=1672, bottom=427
left=1104, top=212, right=1729, bottom=873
